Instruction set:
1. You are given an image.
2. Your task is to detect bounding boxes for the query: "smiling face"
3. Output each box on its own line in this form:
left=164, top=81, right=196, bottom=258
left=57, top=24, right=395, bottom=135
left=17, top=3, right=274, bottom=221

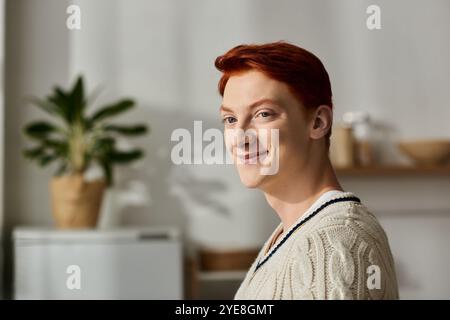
left=220, top=70, right=315, bottom=189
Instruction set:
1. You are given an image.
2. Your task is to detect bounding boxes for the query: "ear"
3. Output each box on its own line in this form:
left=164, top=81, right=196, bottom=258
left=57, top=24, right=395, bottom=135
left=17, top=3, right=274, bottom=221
left=309, top=105, right=332, bottom=140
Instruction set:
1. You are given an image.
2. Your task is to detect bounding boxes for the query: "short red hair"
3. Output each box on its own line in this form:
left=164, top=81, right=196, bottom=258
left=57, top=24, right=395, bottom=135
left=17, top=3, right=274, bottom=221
left=215, top=41, right=333, bottom=145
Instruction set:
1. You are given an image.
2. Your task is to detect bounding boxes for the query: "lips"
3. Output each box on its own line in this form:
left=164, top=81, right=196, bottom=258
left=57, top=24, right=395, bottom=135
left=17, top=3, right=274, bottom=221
left=236, top=149, right=269, bottom=164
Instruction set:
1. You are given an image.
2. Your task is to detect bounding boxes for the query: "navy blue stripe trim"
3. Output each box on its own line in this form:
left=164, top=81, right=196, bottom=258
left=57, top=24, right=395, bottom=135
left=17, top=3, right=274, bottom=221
left=253, top=195, right=361, bottom=274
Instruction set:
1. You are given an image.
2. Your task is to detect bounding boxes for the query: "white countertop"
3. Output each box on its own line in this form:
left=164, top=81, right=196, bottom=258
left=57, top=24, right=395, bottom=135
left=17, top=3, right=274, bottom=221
left=13, top=226, right=181, bottom=243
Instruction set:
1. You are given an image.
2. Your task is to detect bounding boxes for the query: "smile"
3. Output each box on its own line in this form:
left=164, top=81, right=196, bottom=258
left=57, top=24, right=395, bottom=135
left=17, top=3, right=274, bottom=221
left=236, top=149, right=269, bottom=164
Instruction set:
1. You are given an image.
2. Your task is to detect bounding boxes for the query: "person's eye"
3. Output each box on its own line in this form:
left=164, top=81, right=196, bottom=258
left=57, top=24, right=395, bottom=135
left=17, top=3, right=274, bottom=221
left=222, top=116, right=237, bottom=124
left=255, top=111, right=274, bottom=118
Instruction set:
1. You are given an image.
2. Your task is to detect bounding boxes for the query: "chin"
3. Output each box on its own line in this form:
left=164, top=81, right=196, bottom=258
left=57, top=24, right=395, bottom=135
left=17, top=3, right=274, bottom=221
left=239, top=178, right=261, bottom=189
left=238, top=168, right=270, bottom=189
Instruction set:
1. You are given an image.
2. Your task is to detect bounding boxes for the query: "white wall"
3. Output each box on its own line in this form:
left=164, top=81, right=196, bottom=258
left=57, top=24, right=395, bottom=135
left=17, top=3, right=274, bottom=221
left=69, top=0, right=281, bottom=250
left=4, top=0, right=70, bottom=296
left=4, top=0, right=450, bottom=298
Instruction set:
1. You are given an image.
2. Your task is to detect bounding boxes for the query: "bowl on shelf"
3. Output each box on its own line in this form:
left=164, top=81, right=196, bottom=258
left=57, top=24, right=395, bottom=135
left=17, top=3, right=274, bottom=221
left=397, top=139, right=450, bottom=166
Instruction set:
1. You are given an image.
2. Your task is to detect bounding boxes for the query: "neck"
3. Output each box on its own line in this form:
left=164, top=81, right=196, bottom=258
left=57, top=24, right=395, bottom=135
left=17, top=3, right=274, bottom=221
left=262, top=152, right=343, bottom=233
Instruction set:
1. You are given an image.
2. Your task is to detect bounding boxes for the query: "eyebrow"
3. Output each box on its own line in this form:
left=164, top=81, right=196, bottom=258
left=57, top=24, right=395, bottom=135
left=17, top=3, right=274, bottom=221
left=220, top=98, right=281, bottom=113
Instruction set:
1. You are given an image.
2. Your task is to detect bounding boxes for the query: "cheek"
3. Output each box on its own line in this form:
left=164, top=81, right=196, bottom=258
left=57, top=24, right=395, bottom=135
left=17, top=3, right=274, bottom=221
left=223, top=129, right=236, bottom=152
left=287, top=115, right=309, bottom=142
left=277, top=122, right=309, bottom=158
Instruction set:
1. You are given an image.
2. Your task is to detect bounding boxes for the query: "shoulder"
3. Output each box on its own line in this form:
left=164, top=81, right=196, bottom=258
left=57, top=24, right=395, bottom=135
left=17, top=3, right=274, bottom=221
left=289, top=195, right=391, bottom=251
left=288, top=197, right=399, bottom=299
left=320, top=200, right=395, bottom=260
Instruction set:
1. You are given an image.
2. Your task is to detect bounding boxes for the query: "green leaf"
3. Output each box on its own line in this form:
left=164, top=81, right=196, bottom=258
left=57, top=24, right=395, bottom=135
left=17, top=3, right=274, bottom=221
left=108, top=149, right=144, bottom=164
left=93, top=137, right=115, bottom=155
left=38, top=153, right=59, bottom=167
left=23, top=121, right=59, bottom=139
left=29, top=97, right=66, bottom=119
left=89, top=99, right=135, bottom=123
left=103, top=124, right=148, bottom=136
left=49, top=88, right=72, bottom=123
left=25, top=150, right=59, bottom=167
left=23, top=146, right=46, bottom=159
left=42, top=138, right=65, bottom=148
left=71, top=76, right=84, bottom=104
left=70, top=76, right=85, bottom=121
left=39, top=139, right=68, bottom=158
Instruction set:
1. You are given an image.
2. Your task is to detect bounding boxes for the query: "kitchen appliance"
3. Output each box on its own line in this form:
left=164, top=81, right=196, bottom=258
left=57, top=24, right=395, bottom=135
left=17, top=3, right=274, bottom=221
left=13, top=227, right=183, bottom=299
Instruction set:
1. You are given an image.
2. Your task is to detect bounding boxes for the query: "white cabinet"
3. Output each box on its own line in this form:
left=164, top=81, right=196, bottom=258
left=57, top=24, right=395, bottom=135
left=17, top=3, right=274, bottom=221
left=13, top=227, right=183, bottom=299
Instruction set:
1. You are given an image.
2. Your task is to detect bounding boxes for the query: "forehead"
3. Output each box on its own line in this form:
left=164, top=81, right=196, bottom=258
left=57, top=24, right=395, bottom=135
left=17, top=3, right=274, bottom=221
left=222, top=70, right=292, bottom=110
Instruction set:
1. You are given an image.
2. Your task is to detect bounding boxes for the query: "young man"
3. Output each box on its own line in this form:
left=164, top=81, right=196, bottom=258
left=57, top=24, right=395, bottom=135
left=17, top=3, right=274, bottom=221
left=215, top=42, right=399, bottom=299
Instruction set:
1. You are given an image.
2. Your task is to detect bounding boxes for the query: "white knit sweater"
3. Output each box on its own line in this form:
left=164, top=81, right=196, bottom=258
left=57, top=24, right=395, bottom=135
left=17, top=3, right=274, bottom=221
left=234, top=191, right=399, bottom=300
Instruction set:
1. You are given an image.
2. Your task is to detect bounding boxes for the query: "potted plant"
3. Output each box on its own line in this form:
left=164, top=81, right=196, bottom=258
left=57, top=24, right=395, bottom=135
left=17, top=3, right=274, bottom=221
left=22, top=76, right=148, bottom=229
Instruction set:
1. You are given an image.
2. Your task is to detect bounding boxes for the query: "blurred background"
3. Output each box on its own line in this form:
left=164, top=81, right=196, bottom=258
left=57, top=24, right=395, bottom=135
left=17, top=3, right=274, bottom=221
left=1, top=0, right=450, bottom=299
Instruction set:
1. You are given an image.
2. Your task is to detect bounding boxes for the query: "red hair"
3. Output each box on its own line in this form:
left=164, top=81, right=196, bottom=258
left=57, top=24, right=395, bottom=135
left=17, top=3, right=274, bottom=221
left=215, top=41, right=333, bottom=145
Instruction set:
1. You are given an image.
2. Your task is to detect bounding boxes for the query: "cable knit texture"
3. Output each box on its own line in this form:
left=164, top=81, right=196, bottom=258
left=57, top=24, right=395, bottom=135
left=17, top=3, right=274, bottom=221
left=234, top=192, right=399, bottom=300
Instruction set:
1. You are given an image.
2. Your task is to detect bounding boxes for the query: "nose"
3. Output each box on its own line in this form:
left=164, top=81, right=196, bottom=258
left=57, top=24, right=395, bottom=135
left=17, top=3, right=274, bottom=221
left=224, top=117, right=258, bottom=155
left=240, top=130, right=256, bottom=147
left=225, top=128, right=256, bottom=151
left=233, top=128, right=259, bottom=158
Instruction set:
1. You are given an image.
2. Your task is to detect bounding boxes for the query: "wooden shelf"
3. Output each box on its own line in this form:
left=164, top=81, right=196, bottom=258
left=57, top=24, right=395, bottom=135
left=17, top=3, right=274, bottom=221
left=335, top=165, right=450, bottom=176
